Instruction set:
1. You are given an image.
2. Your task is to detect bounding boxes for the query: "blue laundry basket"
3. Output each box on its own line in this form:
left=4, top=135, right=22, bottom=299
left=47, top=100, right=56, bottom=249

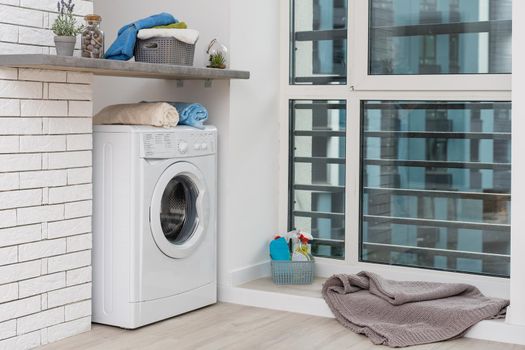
left=271, top=260, right=314, bottom=285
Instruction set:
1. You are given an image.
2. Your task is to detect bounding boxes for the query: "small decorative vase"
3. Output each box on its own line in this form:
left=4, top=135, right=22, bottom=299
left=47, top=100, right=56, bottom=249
left=206, top=39, right=228, bottom=69
left=54, top=36, right=76, bottom=56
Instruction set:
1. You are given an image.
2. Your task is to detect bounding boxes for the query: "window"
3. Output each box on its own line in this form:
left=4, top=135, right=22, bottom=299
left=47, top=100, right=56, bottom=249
left=369, top=0, right=512, bottom=75
left=290, top=0, right=348, bottom=84
left=289, top=100, right=347, bottom=259
left=361, top=101, right=511, bottom=276
left=284, top=0, right=511, bottom=279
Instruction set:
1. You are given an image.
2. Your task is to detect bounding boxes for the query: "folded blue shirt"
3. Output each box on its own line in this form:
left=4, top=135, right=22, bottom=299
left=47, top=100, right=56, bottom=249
left=170, top=102, right=209, bottom=129
left=105, top=13, right=177, bottom=61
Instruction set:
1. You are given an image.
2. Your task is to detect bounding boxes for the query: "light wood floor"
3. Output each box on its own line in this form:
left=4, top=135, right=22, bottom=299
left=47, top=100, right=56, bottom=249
left=40, top=303, right=525, bottom=350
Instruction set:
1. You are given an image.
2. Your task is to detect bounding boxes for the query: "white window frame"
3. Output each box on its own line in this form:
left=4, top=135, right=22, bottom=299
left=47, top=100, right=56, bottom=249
left=279, top=0, right=512, bottom=298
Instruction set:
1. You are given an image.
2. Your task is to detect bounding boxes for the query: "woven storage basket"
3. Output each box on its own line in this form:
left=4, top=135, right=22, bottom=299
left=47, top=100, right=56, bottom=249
left=271, top=260, right=314, bottom=285
left=135, top=37, right=195, bottom=66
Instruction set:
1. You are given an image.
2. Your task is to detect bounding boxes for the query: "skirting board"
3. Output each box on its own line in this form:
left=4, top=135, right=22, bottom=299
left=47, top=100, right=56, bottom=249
left=221, top=262, right=525, bottom=346
left=229, top=261, right=271, bottom=286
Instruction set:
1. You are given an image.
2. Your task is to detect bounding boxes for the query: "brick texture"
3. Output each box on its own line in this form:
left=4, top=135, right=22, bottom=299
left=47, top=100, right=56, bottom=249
left=0, top=1, right=94, bottom=348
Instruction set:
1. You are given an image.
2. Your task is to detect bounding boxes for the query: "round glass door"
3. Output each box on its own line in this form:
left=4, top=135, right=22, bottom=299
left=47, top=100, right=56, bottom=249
left=160, top=175, right=199, bottom=245
left=150, top=162, right=209, bottom=259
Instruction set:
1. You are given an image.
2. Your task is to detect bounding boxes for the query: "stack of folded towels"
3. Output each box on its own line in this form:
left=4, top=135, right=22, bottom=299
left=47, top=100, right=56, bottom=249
left=105, top=13, right=199, bottom=61
left=94, top=102, right=209, bottom=129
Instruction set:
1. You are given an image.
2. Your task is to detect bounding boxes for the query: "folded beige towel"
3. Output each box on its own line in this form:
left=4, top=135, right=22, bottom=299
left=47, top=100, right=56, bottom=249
left=94, top=102, right=179, bottom=128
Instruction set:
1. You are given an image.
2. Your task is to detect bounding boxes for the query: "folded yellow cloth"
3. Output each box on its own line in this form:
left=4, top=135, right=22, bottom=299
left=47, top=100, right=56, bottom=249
left=153, top=22, right=188, bottom=29
left=94, top=102, right=179, bottom=128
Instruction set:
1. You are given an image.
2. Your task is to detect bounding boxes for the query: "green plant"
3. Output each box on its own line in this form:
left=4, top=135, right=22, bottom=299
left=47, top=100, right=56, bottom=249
left=51, top=0, right=83, bottom=36
left=208, top=53, right=226, bottom=69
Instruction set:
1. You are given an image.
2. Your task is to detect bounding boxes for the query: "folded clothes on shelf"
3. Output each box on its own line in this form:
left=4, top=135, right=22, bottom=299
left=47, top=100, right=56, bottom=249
left=137, top=29, right=200, bottom=45
left=105, top=12, right=178, bottom=61
left=153, top=22, right=188, bottom=29
left=94, top=102, right=179, bottom=128
left=169, top=102, right=208, bottom=129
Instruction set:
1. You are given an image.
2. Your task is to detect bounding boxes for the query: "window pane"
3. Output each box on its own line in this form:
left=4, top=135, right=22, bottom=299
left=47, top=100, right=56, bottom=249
left=290, top=100, right=347, bottom=259
left=360, top=101, right=511, bottom=277
left=291, top=0, right=348, bottom=85
left=369, top=0, right=512, bottom=75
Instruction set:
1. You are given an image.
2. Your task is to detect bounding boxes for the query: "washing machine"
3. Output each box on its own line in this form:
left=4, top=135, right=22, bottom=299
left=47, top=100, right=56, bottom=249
left=92, top=125, right=217, bottom=329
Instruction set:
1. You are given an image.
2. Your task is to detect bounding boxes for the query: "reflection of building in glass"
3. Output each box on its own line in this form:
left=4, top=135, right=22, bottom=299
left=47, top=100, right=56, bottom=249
left=361, top=101, right=512, bottom=276
left=290, top=101, right=347, bottom=259
left=290, top=0, right=348, bottom=258
left=370, top=0, right=394, bottom=73
left=449, top=0, right=460, bottom=73
left=419, top=0, right=440, bottom=73
left=291, top=0, right=348, bottom=84
left=489, top=0, right=512, bottom=73
left=369, top=0, right=513, bottom=75
left=313, top=0, right=347, bottom=78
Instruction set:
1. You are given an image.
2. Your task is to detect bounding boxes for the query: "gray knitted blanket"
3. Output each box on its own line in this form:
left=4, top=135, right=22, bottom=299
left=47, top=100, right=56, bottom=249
left=322, top=272, right=509, bottom=348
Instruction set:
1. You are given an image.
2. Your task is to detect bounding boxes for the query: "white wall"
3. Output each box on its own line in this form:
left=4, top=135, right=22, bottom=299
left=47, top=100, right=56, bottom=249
left=93, top=0, right=280, bottom=287
left=221, top=0, right=280, bottom=285
left=508, top=0, right=525, bottom=326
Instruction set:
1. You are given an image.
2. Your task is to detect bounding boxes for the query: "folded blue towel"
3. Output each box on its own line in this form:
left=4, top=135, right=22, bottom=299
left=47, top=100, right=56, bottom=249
left=105, top=13, right=177, bottom=61
left=170, top=102, right=209, bottom=129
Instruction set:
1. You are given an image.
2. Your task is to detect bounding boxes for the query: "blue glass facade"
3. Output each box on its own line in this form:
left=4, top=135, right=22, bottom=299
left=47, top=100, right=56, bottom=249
left=291, top=0, right=348, bottom=84
left=289, top=101, right=347, bottom=259
left=361, top=101, right=511, bottom=276
left=370, top=0, right=512, bottom=74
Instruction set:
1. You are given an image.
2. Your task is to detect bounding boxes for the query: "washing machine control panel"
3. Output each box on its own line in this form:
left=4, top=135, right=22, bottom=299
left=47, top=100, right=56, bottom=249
left=140, top=131, right=216, bottom=158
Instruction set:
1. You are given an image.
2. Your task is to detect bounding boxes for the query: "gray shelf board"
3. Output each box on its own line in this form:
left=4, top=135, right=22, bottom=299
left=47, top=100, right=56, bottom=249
left=0, top=54, right=250, bottom=80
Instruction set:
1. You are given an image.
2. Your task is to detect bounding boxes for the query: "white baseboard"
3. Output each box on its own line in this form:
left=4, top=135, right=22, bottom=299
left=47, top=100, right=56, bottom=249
left=465, top=319, right=525, bottom=345
left=219, top=285, right=333, bottom=318
left=229, top=261, right=270, bottom=286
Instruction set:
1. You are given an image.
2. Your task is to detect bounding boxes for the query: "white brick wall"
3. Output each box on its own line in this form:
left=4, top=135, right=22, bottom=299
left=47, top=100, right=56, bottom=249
left=0, top=1, right=94, bottom=348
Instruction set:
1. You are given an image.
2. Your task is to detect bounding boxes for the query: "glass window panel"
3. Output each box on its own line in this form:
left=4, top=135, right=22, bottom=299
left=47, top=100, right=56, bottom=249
left=291, top=0, right=348, bottom=84
left=360, top=101, right=511, bottom=277
left=290, top=100, right=347, bottom=259
left=369, top=0, right=512, bottom=75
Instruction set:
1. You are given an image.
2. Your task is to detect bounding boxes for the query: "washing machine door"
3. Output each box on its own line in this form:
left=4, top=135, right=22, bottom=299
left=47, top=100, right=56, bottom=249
left=150, top=162, right=209, bottom=259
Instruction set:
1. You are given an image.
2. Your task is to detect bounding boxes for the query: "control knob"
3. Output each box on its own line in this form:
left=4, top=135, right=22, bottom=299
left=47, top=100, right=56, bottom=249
left=178, top=142, right=188, bottom=154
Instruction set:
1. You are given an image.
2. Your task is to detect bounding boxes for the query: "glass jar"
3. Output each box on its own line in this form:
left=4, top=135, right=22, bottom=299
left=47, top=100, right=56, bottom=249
left=206, top=39, right=229, bottom=69
left=81, top=15, right=104, bottom=59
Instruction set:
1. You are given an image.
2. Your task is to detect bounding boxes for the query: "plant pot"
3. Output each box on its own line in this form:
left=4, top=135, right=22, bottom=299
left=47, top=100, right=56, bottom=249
left=54, top=36, right=76, bottom=56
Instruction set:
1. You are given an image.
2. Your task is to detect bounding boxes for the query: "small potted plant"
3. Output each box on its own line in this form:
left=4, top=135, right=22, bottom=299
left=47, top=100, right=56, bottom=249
left=51, top=0, right=83, bottom=56
left=208, top=52, right=226, bottom=69
left=206, top=39, right=228, bottom=69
